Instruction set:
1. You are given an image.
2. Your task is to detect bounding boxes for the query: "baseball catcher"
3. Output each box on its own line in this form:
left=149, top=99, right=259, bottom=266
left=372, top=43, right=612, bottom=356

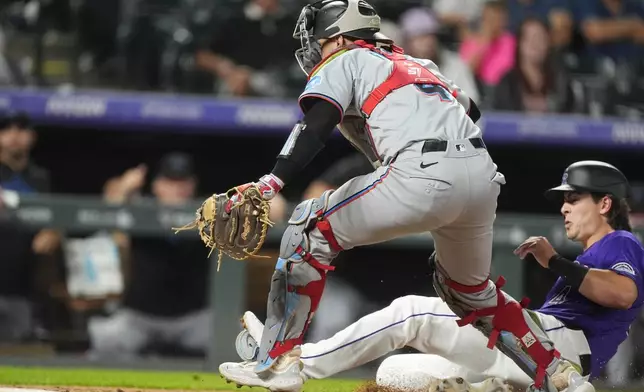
left=191, top=1, right=594, bottom=391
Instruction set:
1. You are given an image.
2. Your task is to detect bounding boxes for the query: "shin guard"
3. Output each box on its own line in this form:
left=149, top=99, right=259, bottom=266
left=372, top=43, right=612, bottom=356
left=254, top=191, right=341, bottom=373
left=431, top=255, right=561, bottom=390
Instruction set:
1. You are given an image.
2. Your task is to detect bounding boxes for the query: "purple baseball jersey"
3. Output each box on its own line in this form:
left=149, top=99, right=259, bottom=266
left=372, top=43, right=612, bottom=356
left=539, top=230, right=644, bottom=376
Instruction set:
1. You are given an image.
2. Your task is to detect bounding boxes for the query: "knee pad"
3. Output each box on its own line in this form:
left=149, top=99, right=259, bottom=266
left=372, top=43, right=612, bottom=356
left=279, top=190, right=343, bottom=262
left=255, top=191, right=339, bottom=372
left=430, top=253, right=489, bottom=318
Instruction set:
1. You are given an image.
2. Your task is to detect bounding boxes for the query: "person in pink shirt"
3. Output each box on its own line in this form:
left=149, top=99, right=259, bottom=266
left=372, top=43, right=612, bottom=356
left=460, top=0, right=516, bottom=86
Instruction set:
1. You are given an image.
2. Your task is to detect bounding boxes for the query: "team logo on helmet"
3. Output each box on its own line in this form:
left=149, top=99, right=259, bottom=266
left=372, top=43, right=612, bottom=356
left=561, top=172, right=568, bottom=185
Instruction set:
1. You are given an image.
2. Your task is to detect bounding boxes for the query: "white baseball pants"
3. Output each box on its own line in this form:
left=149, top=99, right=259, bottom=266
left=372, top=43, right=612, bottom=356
left=299, top=296, right=591, bottom=390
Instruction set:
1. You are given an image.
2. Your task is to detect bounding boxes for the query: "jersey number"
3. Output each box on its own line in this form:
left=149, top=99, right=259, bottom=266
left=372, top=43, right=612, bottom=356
left=548, top=286, right=571, bottom=305
left=415, top=83, right=454, bottom=102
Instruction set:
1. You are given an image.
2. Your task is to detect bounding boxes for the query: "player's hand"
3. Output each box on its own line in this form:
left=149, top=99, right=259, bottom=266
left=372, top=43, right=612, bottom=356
left=268, top=194, right=288, bottom=223
left=120, top=164, right=147, bottom=194
left=224, top=174, right=284, bottom=214
left=632, top=19, right=644, bottom=43
left=513, top=236, right=557, bottom=268
left=227, top=66, right=252, bottom=96
left=32, top=229, right=62, bottom=255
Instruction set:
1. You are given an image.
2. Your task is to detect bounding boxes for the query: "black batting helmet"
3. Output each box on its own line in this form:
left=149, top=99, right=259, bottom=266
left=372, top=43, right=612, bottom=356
left=293, top=0, right=392, bottom=75
left=545, top=160, right=631, bottom=201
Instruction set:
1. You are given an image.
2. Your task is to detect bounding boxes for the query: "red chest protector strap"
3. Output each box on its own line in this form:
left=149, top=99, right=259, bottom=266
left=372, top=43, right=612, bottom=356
left=350, top=40, right=458, bottom=118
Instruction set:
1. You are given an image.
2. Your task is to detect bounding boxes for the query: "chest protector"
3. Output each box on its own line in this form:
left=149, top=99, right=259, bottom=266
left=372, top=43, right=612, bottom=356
left=310, top=40, right=458, bottom=168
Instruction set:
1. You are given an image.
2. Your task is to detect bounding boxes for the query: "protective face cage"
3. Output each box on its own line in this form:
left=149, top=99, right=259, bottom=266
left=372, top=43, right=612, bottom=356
left=293, top=0, right=389, bottom=76
left=293, top=5, right=322, bottom=76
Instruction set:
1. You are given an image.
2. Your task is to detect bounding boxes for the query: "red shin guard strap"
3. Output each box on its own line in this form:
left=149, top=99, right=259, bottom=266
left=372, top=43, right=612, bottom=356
left=269, top=338, right=298, bottom=358
left=295, top=245, right=335, bottom=271
left=315, top=213, right=343, bottom=253
left=445, top=276, right=491, bottom=294
left=449, top=276, right=559, bottom=388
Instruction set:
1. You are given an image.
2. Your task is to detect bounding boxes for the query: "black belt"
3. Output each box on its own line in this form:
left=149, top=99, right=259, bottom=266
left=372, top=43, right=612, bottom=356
left=579, top=353, right=592, bottom=377
left=421, top=138, right=486, bottom=153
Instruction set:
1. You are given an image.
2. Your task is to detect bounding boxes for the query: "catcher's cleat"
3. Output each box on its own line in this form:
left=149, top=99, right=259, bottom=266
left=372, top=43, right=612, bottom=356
left=527, top=361, right=594, bottom=392
left=219, top=348, right=305, bottom=392
left=236, top=311, right=264, bottom=361
left=430, top=376, right=513, bottom=392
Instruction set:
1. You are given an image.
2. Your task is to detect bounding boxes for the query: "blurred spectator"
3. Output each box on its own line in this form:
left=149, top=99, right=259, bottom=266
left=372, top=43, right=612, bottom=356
left=459, top=0, right=516, bottom=87
left=0, top=27, right=27, bottom=86
left=76, top=0, right=120, bottom=76
left=88, top=152, right=212, bottom=359
left=195, top=0, right=299, bottom=98
left=0, top=112, right=58, bottom=343
left=574, top=0, right=644, bottom=66
left=630, top=182, right=644, bottom=229
left=506, top=0, right=574, bottom=49
left=378, top=19, right=403, bottom=47
left=0, top=112, right=61, bottom=255
left=492, top=18, right=574, bottom=114
left=0, top=189, right=41, bottom=343
left=399, top=7, right=480, bottom=103
left=0, top=112, right=48, bottom=193
left=265, top=192, right=288, bottom=224
left=431, top=0, right=486, bottom=40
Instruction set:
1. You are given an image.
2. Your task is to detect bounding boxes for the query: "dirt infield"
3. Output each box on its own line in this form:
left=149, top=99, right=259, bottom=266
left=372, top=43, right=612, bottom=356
left=354, top=381, right=409, bottom=392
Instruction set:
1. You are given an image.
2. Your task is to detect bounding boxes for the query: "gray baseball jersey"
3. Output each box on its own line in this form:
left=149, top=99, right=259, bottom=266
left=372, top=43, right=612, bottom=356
left=298, top=46, right=482, bottom=167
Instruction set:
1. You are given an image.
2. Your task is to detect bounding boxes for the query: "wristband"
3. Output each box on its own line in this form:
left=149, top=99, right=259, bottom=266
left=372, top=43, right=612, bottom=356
left=256, top=173, right=283, bottom=200
left=259, top=173, right=284, bottom=191
left=548, top=254, right=589, bottom=289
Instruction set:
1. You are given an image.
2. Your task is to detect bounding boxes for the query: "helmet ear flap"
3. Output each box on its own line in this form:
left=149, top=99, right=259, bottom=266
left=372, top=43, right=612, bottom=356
left=304, top=6, right=316, bottom=28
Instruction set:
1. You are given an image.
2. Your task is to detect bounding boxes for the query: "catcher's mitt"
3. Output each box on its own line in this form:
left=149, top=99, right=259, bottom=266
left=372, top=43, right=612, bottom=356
left=174, top=184, right=274, bottom=271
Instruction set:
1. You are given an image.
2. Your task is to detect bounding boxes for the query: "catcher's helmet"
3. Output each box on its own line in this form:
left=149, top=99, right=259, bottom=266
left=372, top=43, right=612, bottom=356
left=293, top=0, right=392, bottom=75
left=545, top=160, right=631, bottom=201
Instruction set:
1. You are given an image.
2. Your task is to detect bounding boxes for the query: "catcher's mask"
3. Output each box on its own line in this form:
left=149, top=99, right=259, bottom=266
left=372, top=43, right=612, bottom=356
left=293, top=0, right=392, bottom=75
